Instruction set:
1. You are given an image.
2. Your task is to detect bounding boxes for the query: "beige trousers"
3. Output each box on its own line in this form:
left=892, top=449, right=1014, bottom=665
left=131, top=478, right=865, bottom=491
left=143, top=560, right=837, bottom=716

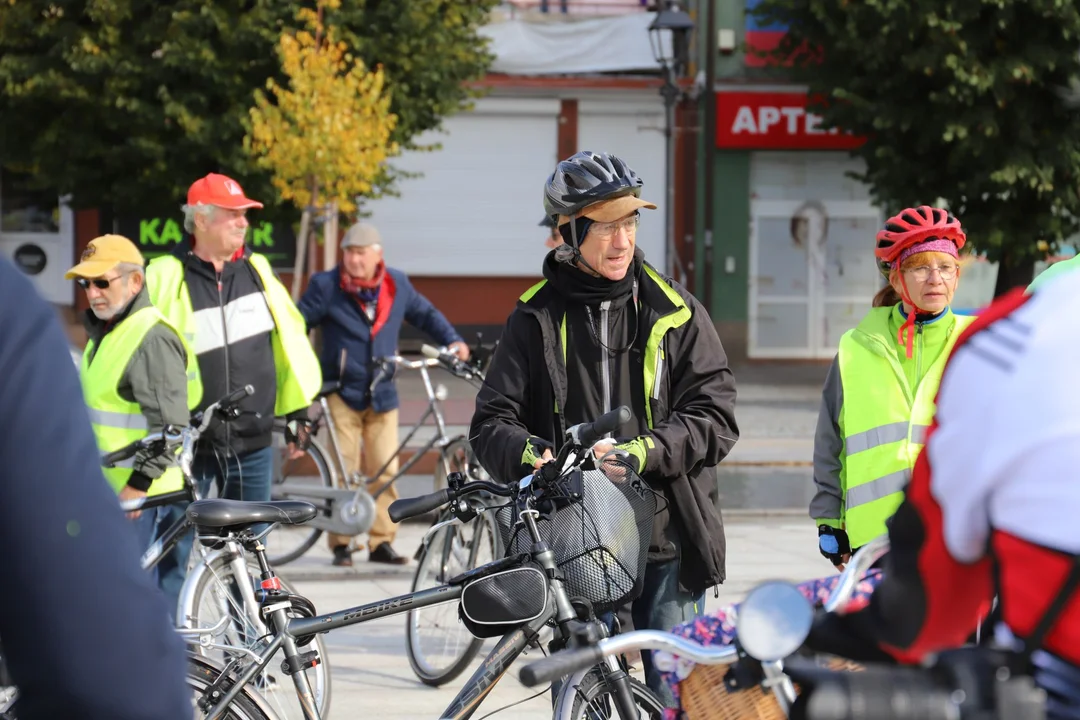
left=325, top=394, right=400, bottom=551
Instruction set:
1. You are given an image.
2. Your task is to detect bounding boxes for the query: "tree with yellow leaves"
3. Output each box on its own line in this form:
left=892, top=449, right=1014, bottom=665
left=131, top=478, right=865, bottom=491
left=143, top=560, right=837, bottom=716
left=246, top=0, right=398, bottom=296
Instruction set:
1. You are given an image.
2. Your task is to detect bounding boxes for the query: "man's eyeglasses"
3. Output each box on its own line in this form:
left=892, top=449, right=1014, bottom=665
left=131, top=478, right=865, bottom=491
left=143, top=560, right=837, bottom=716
left=903, top=264, right=959, bottom=282
left=590, top=213, right=640, bottom=239
left=76, top=274, right=126, bottom=290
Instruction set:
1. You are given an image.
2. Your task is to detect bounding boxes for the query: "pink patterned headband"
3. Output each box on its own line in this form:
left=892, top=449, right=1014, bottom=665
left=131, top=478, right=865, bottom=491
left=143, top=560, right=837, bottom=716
left=896, top=238, right=959, bottom=267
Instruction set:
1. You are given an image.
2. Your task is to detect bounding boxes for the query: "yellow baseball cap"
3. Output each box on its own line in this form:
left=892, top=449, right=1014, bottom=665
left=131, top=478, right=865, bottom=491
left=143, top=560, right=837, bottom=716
left=65, top=235, right=145, bottom=279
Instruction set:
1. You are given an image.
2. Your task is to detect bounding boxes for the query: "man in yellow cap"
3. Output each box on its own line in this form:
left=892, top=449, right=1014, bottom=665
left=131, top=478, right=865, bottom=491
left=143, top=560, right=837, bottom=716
left=67, top=235, right=196, bottom=551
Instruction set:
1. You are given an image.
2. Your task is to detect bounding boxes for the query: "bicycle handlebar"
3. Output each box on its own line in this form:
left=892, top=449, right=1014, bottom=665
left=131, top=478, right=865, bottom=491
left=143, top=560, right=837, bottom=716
left=100, top=385, right=255, bottom=468
left=388, top=480, right=513, bottom=523
left=520, top=630, right=739, bottom=686
left=823, top=535, right=890, bottom=614
left=536, top=405, right=631, bottom=487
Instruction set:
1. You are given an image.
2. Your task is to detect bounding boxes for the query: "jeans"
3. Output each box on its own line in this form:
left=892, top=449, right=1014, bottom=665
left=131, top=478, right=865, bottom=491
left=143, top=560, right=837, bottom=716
left=154, top=445, right=274, bottom=622
left=632, top=558, right=706, bottom=708
left=551, top=558, right=706, bottom=709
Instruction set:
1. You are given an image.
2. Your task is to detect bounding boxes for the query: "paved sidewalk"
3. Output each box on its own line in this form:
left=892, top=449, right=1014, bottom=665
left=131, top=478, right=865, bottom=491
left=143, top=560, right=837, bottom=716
left=282, top=516, right=827, bottom=718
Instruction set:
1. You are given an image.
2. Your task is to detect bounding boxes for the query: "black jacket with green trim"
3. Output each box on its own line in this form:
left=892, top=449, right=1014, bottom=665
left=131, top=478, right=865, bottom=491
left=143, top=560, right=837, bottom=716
left=469, top=260, right=739, bottom=593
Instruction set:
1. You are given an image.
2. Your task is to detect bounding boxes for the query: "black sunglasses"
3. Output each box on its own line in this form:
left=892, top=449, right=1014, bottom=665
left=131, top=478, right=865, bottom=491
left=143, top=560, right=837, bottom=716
left=76, top=275, right=126, bottom=290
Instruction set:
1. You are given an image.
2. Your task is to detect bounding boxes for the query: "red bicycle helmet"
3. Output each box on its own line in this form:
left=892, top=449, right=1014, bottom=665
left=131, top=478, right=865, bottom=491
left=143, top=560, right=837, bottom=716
left=875, top=206, right=966, bottom=277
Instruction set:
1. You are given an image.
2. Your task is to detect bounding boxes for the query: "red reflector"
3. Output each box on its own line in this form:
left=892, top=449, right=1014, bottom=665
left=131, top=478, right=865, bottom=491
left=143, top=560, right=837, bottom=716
left=260, top=577, right=282, bottom=590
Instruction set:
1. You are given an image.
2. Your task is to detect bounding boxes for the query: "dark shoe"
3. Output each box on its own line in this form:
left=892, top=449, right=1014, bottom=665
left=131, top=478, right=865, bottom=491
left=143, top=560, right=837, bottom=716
left=332, top=545, right=353, bottom=567
left=369, top=542, right=408, bottom=565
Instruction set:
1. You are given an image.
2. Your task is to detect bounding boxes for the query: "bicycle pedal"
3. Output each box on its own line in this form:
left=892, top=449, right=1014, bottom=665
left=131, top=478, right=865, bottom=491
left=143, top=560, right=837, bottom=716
left=281, top=650, right=320, bottom=676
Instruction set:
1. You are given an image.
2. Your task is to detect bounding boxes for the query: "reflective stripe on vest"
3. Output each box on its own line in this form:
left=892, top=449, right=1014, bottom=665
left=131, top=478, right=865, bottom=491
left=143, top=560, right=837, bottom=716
left=838, top=308, right=975, bottom=549
left=146, top=253, right=321, bottom=416
left=81, top=306, right=194, bottom=497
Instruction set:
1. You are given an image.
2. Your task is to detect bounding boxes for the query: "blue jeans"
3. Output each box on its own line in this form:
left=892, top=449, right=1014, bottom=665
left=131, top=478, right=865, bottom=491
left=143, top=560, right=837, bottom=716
left=631, top=558, right=706, bottom=708
left=154, top=446, right=274, bottom=622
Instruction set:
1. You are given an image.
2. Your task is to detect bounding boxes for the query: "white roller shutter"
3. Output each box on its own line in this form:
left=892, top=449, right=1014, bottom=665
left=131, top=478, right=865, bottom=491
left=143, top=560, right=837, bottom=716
left=576, top=97, right=667, bottom=267
left=363, top=97, right=560, bottom=276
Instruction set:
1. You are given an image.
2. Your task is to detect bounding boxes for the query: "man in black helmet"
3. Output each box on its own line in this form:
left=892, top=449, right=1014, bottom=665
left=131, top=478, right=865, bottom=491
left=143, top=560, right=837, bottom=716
left=471, top=150, right=739, bottom=706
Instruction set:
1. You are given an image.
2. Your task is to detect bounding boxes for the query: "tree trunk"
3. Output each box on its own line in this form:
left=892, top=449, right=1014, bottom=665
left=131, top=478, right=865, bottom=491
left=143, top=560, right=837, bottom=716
left=992, top=249, right=1037, bottom=297
left=290, top=208, right=311, bottom=301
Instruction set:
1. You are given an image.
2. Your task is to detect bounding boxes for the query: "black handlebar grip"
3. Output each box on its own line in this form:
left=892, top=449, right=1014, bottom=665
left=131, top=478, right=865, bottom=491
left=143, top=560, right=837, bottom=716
left=225, top=384, right=255, bottom=405
left=101, top=445, right=136, bottom=469
left=577, top=405, right=631, bottom=448
left=388, top=488, right=453, bottom=523
left=519, top=646, right=604, bottom=687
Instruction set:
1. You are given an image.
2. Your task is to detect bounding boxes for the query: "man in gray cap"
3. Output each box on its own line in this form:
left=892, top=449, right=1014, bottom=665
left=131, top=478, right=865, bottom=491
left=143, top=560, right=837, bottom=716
left=298, top=221, right=469, bottom=565
left=540, top=215, right=563, bottom=250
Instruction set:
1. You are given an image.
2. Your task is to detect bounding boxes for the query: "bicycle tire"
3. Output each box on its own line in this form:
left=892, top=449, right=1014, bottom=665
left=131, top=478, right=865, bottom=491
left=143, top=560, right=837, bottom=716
left=406, top=510, right=500, bottom=686
left=567, top=669, right=665, bottom=720
left=184, top=551, right=331, bottom=720
left=188, top=654, right=276, bottom=720
left=267, top=430, right=333, bottom=566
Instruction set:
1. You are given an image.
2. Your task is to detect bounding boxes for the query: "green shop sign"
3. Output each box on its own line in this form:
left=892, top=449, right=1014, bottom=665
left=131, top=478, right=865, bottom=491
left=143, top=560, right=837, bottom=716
left=117, top=215, right=297, bottom=269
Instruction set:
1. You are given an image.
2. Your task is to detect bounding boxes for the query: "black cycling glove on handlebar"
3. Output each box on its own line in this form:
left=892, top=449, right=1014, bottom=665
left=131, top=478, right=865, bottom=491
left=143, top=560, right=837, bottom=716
left=818, top=525, right=851, bottom=565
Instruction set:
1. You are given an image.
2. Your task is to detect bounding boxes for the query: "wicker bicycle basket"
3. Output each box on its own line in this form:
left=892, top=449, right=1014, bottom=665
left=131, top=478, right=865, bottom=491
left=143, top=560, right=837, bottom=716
left=678, top=656, right=865, bottom=720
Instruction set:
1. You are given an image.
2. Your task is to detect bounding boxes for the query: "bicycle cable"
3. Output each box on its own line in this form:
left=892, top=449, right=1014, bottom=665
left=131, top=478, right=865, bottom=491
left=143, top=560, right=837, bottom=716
left=474, top=647, right=552, bottom=720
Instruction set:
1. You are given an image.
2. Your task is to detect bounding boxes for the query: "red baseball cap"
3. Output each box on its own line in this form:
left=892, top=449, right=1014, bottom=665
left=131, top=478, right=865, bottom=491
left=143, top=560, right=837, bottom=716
left=187, top=173, right=264, bottom=210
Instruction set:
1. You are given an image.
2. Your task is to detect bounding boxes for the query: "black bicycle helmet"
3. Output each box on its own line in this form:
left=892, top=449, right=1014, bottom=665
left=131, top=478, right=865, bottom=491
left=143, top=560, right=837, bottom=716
left=543, top=151, right=644, bottom=219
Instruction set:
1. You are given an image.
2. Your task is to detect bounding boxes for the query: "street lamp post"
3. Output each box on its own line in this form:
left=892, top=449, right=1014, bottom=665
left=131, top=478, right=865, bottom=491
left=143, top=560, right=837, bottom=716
left=649, top=1, right=695, bottom=282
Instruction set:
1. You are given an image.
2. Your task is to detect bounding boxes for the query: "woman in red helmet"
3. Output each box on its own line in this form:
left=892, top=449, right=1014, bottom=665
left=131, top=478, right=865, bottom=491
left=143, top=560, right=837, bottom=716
left=810, top=206, right=976, bottom=569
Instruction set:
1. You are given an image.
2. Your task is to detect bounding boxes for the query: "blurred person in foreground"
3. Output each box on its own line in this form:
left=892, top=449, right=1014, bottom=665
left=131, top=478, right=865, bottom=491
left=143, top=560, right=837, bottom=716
left=0, top=256, right=190, bottom=718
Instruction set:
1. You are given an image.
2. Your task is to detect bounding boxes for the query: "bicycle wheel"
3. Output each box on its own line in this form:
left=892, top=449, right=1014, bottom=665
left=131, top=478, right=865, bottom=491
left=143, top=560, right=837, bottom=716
left=188, top=655, right=276, bottom=720
left=567, top=669, right=665, bottom=720
left=183, top=550, right=331, bottom=720
left=267, top=427, right=333, bottom=566
left=405, top=508, right=500, bottom=686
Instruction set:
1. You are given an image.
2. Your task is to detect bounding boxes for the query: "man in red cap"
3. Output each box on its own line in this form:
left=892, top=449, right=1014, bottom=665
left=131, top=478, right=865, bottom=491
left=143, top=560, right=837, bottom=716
left=145, top=172, right=321, bottom=617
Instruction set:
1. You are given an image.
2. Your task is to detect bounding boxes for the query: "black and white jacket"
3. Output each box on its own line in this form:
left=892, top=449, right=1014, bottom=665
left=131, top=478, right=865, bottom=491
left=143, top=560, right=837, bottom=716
left=172, top=239, right=282, bottom=457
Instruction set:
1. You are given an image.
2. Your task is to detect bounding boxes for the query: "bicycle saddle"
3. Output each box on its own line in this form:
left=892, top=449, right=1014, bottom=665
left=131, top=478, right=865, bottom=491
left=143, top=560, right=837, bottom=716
left=186, top=499, right=317, bottom=529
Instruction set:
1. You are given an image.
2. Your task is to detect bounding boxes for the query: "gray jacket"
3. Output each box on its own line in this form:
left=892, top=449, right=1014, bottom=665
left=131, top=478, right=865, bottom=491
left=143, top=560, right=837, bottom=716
left=810, top=355, right=844, bottom=526
left=83, top=285, right=189, bottom=488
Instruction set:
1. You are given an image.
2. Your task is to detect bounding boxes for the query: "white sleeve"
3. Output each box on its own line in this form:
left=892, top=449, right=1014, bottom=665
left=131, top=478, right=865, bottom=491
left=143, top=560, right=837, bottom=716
left=929, top=289, right=1080, bottom=560
left=924, top=339, right=999, bottom=564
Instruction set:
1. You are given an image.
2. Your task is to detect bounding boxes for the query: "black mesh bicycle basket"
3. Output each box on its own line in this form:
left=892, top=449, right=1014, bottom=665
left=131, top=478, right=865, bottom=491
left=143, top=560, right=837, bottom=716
left=494, top=465, right=656, bottom=614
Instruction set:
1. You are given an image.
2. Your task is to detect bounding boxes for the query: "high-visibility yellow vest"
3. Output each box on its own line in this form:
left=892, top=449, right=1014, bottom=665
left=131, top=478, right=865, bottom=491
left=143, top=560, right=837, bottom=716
left=146, top=253, right=321, bottom=416
left=837, top=308, right=975, bottom=549
left=81, top=306, right=196, bottom=496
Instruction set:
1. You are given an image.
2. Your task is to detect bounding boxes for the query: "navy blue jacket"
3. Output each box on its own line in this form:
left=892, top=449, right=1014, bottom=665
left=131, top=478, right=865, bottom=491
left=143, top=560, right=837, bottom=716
left=298, top=265, right=462, bottom=412
left=0, top=258, right=190, bottom=719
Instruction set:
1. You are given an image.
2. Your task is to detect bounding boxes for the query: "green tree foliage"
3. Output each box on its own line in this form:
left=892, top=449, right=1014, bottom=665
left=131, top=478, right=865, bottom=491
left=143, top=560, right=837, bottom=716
left=751, top=0, right=1080, bottom=291
left=0, top=0, right=497, bottom=218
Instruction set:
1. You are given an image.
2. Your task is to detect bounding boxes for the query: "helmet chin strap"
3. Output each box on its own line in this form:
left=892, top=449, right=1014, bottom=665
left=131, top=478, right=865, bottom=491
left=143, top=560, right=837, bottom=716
left=894, top=270, right=931, bottom=359
left=557, top=215, right=604, bottom=278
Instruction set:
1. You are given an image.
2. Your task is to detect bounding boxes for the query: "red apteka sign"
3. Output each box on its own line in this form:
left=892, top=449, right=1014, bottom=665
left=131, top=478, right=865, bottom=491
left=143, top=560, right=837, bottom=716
left=716, top=91, right=865, bottom=150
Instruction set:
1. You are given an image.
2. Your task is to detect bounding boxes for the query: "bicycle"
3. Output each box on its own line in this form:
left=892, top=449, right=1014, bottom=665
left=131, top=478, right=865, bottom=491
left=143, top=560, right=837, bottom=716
left=404, top=344, right=503, bottom=687
left=266, top=343, right=491, bottom=566
left=109, top=386, right=331, bottom=720
left=516, top=537, right=885, bottom=716
left=189, top=405, right=665, bottom=720
left=520, top=534, right=1047, bottom=720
